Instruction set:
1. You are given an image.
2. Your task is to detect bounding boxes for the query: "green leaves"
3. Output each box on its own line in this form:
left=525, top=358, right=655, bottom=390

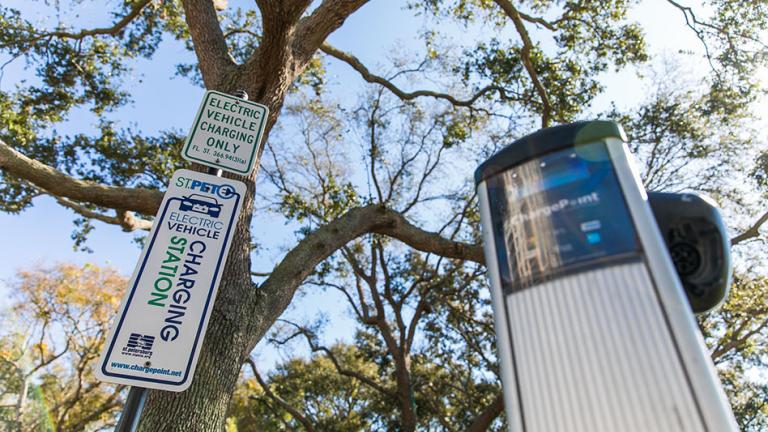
left=605, top=59, right=755, bottom=197
left=699, top=273, right=768, bottom=431
left=231, top=345, right=383, bottom=431
left=0, top=263, right=128, bottom=431
left=0, top=2, right=185, bottom=213
left=280, top=177, right=360, bottom=223
left=419, top=0, right=648, bottom=123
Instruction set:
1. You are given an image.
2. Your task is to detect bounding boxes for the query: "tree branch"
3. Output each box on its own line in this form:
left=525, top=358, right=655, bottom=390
left=375, top=209, right=484, bottom=263
left=66, top=386, right=125, bottom=432
left=731, top=209, right=768, bottom=245
left=665, top=0, right=720, bottom=72
left=247, top=204, right=484, bottom=352
left=275, top=320, right=396, bottom=399
left=27, top=340, right=70, bottom=376
left=293, top=0, right=371, bottom=65
left=180, top=0, right=237, bottom=88
left=246, top=357, right=316, bottom=432
left=55, top=196, right=152, bottom=232
left=518, top=11, right=556, bottom=31
left=320, top=43, right=512, bottom=107
left=493, top=0, right=553, bottom=127
left=242, top=1, right=313, bottom=106
left=0, top=138, right=163, bottom=215
left=116, top=209, right=154, bottom=232
left=21, top=0, right=152, bottom=43
left=466, top=394, right=504, bottom=432
left=664, top=0, right=768, bottom=73
left=711, top=319, right=768, bottom=362
left=255, top=0, right=312, bottom=26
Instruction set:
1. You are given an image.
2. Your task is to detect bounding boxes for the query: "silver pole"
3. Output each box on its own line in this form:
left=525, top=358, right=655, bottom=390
left=115, top=387, right=148, bottom=432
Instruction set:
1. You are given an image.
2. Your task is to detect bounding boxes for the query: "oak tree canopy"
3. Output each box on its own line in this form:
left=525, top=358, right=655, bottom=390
left=1, top=0, right=768, bottom=430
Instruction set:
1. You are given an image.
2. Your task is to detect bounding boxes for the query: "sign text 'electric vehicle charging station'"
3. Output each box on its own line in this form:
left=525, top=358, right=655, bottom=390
left=96, top=169, right=245, bottom=392
left=476, top=121, right=737, bottom=432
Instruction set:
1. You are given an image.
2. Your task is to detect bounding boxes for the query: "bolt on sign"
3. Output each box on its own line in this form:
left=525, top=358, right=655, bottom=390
left=96, top=169, right=245, bottom=392
left=181, top=90, right=269, bottom=175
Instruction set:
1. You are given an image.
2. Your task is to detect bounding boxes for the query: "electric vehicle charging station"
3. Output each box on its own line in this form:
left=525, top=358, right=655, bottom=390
left=475, top=121, right=737, bottom=431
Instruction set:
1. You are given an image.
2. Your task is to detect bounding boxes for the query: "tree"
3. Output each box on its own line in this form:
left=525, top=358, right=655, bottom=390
left=241, top=89, right=502, bottom=430
left=699, top=273, right=768, bottom=431
left=1, top=0, right=767, bottom=430
left=0, top=263, right=126, bottom=432
left=231, top=345, right=383, bottom=431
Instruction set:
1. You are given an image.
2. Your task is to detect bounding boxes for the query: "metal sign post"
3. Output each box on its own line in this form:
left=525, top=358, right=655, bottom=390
left=115, top=387, right=147, bottom=432
left=111, top=91, right=252, bottom=432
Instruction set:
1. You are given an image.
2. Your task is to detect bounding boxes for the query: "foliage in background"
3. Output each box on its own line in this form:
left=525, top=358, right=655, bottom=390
left=700, top=274, right=768, bottom=431
left=0, top=0, right=767, bottom=430
left=0, top=264, right=125, bottom=432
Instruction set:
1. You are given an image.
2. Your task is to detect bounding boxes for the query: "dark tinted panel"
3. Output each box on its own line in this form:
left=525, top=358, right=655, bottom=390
left=486, top=141, right=640, bottom=292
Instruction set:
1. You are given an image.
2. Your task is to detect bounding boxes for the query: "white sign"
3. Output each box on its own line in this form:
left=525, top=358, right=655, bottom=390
left=182, top=90, right=269, bottom=175
left=96, top=169, right=245, bottom=392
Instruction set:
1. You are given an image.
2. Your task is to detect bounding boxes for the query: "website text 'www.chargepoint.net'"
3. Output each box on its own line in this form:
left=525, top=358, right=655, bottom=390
left=111, top=361, right=183, bottom=377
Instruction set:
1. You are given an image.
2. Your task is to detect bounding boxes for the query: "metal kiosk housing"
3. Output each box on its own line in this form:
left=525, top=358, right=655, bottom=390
left=475, top=121, right=737, bottom=431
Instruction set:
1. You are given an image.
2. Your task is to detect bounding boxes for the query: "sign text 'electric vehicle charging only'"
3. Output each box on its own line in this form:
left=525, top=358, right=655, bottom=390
left=182, top=90, right=268, bottom=175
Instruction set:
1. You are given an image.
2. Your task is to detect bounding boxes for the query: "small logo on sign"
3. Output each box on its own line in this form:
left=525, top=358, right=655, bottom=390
left=122, top=333, right=155, bottom=359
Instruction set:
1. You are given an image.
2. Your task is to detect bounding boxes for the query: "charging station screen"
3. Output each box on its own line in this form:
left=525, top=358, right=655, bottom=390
left=486, top=141, right=640, bottom=291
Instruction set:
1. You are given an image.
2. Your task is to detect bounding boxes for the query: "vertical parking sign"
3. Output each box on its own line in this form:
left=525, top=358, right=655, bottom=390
left=96, top=169, right=245, bottom=392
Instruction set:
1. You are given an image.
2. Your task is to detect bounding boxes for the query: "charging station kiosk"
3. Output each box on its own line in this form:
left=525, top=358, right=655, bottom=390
left=475, top=121, right=737, bottom=431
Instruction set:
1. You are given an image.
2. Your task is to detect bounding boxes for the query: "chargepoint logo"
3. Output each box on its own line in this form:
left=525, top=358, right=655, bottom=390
left=510, top=191, right=599, bottom=225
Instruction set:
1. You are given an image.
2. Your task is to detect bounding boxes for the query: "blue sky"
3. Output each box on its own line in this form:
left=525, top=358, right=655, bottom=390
left=0, top=1, right=726, bottom=362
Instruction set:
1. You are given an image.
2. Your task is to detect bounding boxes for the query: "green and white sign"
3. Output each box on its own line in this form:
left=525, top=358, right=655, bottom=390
left=182, top=90, right=268, bottom=175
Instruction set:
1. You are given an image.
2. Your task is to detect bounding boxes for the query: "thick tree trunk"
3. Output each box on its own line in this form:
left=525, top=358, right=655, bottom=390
left=133, top=0, right=368, bottom=426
